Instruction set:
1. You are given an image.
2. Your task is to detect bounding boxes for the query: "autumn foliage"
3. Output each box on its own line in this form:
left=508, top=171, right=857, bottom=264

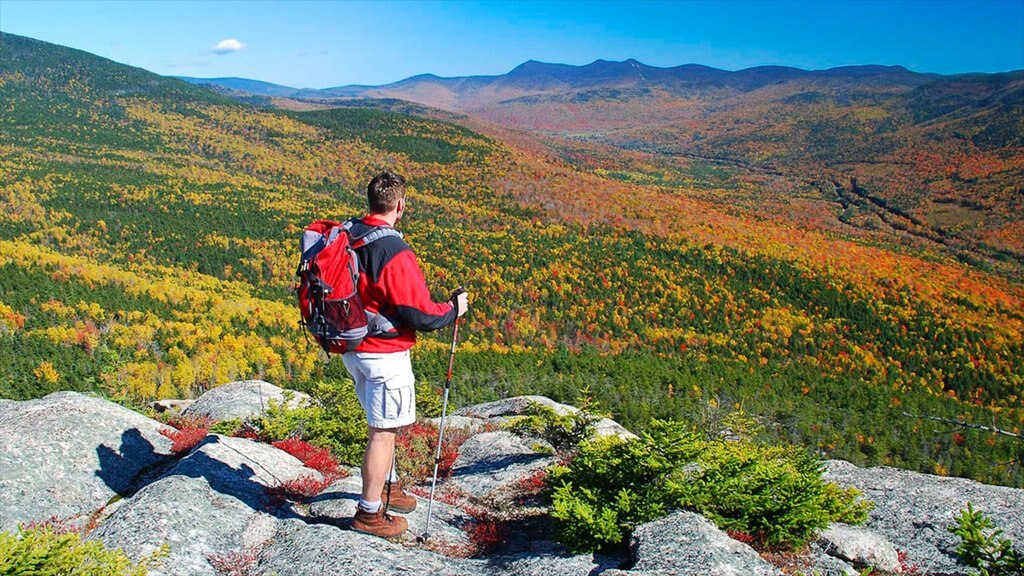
left=0, top=32, right=1021, bottom=487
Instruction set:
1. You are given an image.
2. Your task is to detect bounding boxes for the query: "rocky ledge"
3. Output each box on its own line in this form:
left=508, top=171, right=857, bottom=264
left=1, top=382, right=1021, bottom=576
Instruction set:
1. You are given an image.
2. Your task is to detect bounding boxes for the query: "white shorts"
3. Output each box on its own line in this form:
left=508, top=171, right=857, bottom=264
left=341, top=350, right=416, bottom=429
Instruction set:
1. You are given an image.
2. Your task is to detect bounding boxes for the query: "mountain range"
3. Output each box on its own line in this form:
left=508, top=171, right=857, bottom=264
left=178, top=59, right=939, bottom=105
left=181, top=59, right=1024, bottom=274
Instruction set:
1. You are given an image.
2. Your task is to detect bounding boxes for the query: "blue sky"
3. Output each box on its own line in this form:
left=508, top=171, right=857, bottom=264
left=1, top=0, right=1022, bottom=88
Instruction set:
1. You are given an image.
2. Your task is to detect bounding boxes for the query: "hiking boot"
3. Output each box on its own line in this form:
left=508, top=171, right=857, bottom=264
left=352, top=507, right=408, bottom=539
left=382, top=481, right=418, bottom=514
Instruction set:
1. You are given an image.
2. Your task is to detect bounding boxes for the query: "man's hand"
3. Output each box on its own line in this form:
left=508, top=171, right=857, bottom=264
left=450, top=287, right=469, bottom=318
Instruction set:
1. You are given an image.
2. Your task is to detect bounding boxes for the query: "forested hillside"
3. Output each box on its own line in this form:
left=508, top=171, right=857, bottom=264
left=195, top=59, right=1023, bottom=272
left=2, top=32, right=1022, bottom=486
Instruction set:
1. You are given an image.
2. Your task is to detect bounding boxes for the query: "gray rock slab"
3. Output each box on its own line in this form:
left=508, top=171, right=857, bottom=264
left=89, top=435, right=313, bottom=576
left=630, top=511, right=783, bottom=576
left=182, top=380, right=310, bottom=422
left=259, top=519, right=484, bottom=576
left=824, top=459, right=1024, bottom=576
left=487, top=540, right=623, bottom=576
left=449, top=431, right=556, bottom=500
left=455, top=395, right=637, bottom=440
left=806, top=543, right=860, bottom=576
left=426, top=414, right=494, bottom=435
left=818, top=523, right=899, bottom=572
left=456, top=396, right=578, bottom=418
left=0, top=391, right=173, bottom=531
left=307, top=472, right=471, bottom=548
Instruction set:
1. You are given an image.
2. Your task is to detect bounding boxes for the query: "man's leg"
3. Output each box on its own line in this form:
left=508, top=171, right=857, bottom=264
left=361, top=426, right=397, bottom=504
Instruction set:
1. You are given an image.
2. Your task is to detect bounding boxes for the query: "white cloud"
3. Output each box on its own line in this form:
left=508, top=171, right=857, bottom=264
left=212, top=39, right=246, bottom=54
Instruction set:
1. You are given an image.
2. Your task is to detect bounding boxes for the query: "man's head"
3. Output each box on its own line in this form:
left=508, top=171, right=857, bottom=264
left=367, top=171, right=406, bottom=217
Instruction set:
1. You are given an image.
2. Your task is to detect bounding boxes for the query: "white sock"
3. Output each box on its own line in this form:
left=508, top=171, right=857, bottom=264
left=387, top=469, right=399, bottom=483
left=358, top=499, right=382, bottom=513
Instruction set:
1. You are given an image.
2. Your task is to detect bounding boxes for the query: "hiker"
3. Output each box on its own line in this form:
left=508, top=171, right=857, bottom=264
left=343, top=171, right=469, bottom=538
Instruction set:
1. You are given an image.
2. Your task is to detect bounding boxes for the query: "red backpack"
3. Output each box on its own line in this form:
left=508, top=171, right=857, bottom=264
left=295, top=219, right=400, bottom=354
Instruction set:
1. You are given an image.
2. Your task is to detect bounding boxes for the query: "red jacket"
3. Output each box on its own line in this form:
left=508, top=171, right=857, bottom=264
left=350, top=216, right=457, bottom=353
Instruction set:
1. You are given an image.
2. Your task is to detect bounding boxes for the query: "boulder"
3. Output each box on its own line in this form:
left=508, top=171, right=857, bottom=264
left=259, top=520, right=481, bottom=576
left=453, top=395, right=637, bottom=440
left=0, top=391, right=173, bottom=531
left=426, top=414, right=494, bottom=435
left=455, top=396, right=577, bottom=418
left=628, top=511, right=783, bottom=576
left=448, top=431, right=556, bottom=500
left=182, top=380, right=309, bottom=422
left=486, top=540, right=623, bottom=576
left=88, top=435, right=313, bottom=576
left=805, top=543, right=860, bottom=576
left=817, top=523, right=899, bottom=572
left=824, top=459, right=1024, bottom=575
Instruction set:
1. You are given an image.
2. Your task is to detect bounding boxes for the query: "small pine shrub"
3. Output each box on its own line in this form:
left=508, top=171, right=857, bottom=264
left=209, top=419, right=242, bottom=436
left=247, top=381, right=367, bottom=466
left=548, top=418, right=871, bottom=552
left=950, top=503, right=1023, bottom=576
left=0, top=525, right=167, bottom=575
left=505, top=395, right=605, bottom=453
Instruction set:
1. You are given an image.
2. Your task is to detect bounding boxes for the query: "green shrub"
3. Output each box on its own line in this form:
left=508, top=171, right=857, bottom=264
left=247, top=381, right=367, bottom=466
left=0, top=525, right=166, bottom=575
left=209, top=419, right=242, bottom=435
left=950, top=503, right=1023, bottom=576
left=668, top=437, right=870, bottom=547
left=415, top=381, right=444, bottom=418
left=548, top=418, right=871, bottom=552
left=505, top=393, right=606, bottom=453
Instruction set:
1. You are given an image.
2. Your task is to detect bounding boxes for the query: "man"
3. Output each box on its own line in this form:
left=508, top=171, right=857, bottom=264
left=343, top=171, right=468, bottom=539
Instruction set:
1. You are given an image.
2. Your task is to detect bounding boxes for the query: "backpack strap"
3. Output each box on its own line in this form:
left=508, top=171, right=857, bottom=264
left=343, top=218, right=403, bottom=249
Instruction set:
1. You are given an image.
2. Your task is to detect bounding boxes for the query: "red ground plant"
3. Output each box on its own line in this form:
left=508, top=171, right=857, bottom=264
left=407, top=484, right=466, bottom=506
left=462, top=506, right=508, bottom=555
left=517, top=469, right=548, bottom=495
left=22, top=515, right=82, bottom=535
left=727, top=529, right=757, bottom=546
left=207, top=548, right=260, bottom=576
left=396, top=422, right=471, bottom=483
left=160, top=426, right=209, bottom=455
left=266, top=474, right=333, bottom=503
left=230, top=422, right=261, bottom=440
left=898, top=550, right=924, bottom=576
left=271, top=438, right=345, bottom=481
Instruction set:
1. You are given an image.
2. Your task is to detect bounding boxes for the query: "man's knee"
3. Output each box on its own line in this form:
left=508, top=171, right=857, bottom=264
left=367, top=426, right=399, bottom=441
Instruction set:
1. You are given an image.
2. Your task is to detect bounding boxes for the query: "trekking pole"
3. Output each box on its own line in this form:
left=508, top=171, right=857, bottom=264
left=419, top=308, right=461, bottom=544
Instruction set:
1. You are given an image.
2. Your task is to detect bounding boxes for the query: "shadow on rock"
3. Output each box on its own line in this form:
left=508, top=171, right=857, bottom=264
left=98, top=433, right=302, bottom=520
left=453, top=453, right=544, bottom=477
left=95, top=428, right=173, bottom=496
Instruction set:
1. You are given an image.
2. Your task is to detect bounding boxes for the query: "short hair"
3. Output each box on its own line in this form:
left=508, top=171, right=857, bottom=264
left=367, top=171, right=406, bottom=213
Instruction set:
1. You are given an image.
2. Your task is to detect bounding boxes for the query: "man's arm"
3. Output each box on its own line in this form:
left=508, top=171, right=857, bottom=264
left=378, top=250, right=459, bottom=331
